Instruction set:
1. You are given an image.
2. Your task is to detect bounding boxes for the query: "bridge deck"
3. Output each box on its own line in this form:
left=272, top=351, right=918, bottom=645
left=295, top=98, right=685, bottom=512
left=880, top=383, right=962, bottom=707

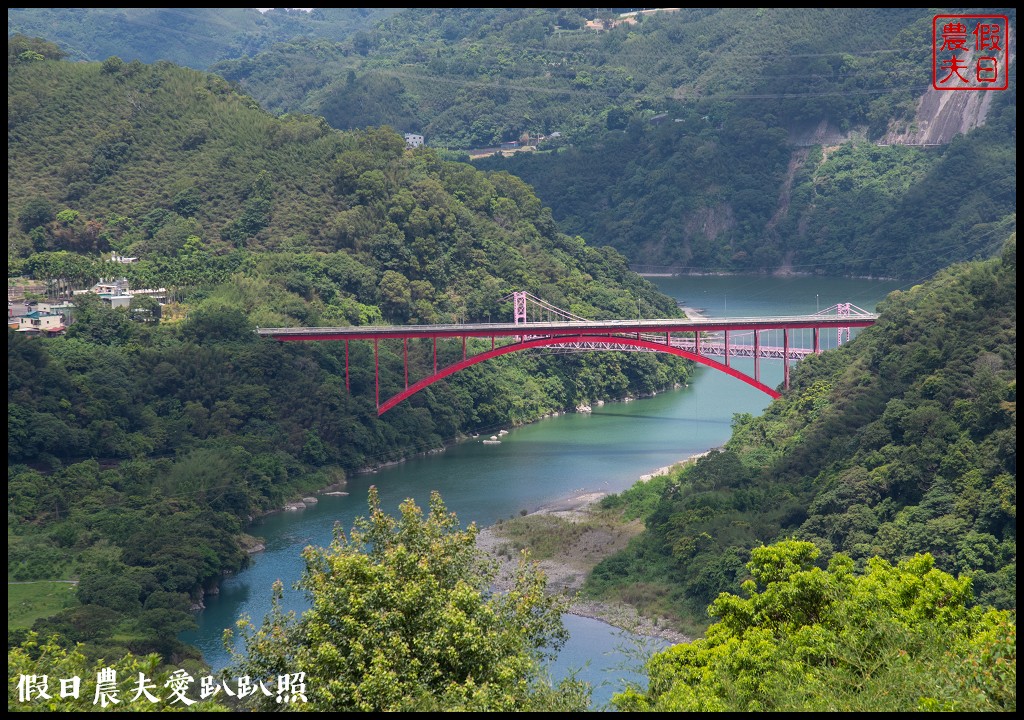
left=256, top=314, right=877, bottom=341
left=256, top=311, right=878, bottom=413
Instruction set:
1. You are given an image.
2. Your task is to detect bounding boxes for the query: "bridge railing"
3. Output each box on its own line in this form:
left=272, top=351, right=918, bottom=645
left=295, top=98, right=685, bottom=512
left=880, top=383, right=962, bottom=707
left=257, top=292, right=878, bottom=414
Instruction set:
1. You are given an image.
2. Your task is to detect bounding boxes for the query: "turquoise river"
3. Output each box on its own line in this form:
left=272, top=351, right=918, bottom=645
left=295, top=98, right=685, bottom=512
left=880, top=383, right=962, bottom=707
left=183, top=274, right=906, bottom=710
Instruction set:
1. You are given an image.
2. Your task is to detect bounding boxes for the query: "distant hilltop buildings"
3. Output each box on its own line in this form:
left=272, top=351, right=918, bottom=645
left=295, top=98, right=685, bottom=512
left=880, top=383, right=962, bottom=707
left=585, top=8, right=680, bottom=31
left=467, top=132, right=563, bottom=160
left=404, top=133, right=424, bottom=148
left=73, top=278, right=167, bottom=309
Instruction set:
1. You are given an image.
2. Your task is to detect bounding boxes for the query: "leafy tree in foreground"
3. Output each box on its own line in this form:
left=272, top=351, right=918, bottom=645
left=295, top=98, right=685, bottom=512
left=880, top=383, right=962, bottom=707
left=8, top=632, right=229, bottom=712
left=225, top=488, right=590, bottom=712
left=614, top=540, right=1015, bottom=712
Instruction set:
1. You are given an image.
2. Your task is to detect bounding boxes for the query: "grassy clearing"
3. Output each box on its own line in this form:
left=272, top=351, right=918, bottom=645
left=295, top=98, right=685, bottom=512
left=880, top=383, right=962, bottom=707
left=8, top=581, right=78, bottom=630
left=491, top=505, right=645, bottom=564
left=491, top=514, right=590, bottom=560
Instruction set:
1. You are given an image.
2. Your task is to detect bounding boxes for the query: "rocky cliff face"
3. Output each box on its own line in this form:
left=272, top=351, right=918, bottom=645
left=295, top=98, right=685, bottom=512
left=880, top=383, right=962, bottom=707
left=879, top=82, right=1001, bottom=146
left=787, top=50, right=1014, bottom=148
left=786, top=87, right=1000, bottom=149
left=881, top=48, right=1015, bottom=146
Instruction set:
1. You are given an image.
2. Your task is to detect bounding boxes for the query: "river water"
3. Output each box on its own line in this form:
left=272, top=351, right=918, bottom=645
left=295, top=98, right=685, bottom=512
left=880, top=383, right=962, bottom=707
left=183, top=274, right=904, bottom=710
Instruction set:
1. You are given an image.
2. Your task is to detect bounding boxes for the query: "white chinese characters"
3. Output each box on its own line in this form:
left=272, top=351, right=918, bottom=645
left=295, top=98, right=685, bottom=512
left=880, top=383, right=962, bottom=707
left=16, top=670, right=307, bottom=706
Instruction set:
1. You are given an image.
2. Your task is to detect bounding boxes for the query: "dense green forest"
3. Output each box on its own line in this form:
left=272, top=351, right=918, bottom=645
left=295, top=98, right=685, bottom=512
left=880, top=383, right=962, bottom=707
left=589, top=237, right=1016, bottom=633
left=10, top=8, right=935, bottom=146
left=6, top=8, right=400, bottom=70
left=218, top=7, right=1018, bottom=277
left=211, top=7, right=935, bottom=148
left=7, top=50, right=689, bottom=663
left=482, top=73, right=1016, bottom=277
left=614, top=540, right=1015, bottom=711
left=8, top=9, right=1016, bottom=275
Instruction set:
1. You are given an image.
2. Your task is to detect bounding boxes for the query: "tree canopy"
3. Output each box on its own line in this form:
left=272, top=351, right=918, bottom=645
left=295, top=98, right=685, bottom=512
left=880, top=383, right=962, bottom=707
left=613, top=539, right=1016, bottom=712
left=8, top=632, right=230, bottom=712
left=224, top=487, right=590, bottom=711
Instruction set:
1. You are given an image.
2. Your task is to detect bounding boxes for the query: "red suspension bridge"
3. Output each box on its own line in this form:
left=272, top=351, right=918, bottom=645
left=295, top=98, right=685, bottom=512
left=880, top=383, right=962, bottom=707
left=258, top=291, right=877, bottom=415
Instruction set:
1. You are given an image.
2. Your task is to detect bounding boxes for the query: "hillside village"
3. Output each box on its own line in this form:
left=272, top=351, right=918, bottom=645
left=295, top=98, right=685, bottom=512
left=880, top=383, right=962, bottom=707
left=8, top=255, right=167, bottom=335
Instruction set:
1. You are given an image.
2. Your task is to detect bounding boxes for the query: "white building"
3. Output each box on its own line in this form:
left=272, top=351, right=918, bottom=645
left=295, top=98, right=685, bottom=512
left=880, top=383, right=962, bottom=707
left=404, top=133, right=424, bottom=148
left=10, top=310, right=66, bottom=335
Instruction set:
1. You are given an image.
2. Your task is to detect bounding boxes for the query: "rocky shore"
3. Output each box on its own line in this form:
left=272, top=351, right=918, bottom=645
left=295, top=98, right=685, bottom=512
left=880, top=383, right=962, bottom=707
left=475, top=475, right=695, bottom=647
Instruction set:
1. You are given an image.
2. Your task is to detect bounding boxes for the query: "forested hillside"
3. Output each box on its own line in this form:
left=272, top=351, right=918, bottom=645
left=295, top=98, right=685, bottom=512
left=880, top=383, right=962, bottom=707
left=9, top=9, right=1015, bottom=275
left=215, top=6, right=1014, bottom=277
left=211, top=7, right=934, bottom=148
left=7, top=8, right=399, bottom=69
left=589, top=237, right=1016, bottom=630
left=483, top=77, right=1016, bottom=277
left=11, top=8, right=935, bottom=146
left=7, top=51, right=689, bottom=661
left=8, top=48, right=681, bottom=328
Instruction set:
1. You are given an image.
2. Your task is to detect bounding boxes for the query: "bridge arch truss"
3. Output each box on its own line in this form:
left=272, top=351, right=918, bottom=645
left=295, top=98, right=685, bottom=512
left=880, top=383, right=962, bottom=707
left=258, top=294, right=876, bottom=416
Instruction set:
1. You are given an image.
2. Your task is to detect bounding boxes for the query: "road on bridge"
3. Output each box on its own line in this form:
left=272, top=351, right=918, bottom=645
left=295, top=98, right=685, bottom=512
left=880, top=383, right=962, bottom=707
left=257, top=306, right=877, bottom=415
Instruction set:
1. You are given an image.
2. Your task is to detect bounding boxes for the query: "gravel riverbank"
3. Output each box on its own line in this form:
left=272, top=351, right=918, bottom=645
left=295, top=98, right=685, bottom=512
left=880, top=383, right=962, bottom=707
left=475, top=469, right=699, bottom=647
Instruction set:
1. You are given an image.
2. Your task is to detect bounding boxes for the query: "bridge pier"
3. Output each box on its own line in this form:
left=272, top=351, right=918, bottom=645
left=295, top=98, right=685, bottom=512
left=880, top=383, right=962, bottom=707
left=754, top=331, right=760, bottom=382
left=783, top=329, right=789, bottom=390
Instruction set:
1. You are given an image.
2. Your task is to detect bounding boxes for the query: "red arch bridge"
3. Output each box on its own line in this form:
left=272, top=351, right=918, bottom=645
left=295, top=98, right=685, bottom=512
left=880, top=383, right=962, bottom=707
left=257, top=292, right=877, bottom=415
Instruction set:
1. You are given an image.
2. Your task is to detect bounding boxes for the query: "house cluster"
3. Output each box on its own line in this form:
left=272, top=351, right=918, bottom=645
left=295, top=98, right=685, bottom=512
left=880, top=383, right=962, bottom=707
left=7, top=299, right=73, bottom=336
left=72, top=277, right=167, bottom=309
left=467, top=132, right=563, bottom=160
left=584, top=8, right=680, bottom=31
left=8, top=277, right=168, bottom=336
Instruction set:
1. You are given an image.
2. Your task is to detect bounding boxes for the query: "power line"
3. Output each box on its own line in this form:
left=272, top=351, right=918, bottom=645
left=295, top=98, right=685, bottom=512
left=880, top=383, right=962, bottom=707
left=326, top=64, right=936, bottom=115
